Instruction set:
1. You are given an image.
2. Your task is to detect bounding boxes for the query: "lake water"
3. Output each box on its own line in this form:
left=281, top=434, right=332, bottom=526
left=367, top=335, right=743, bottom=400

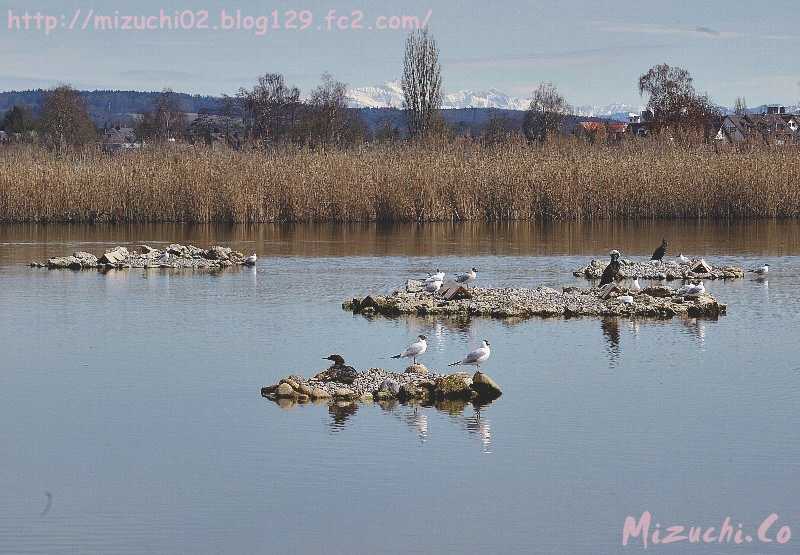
left=1, top=221, right=799, bottom=554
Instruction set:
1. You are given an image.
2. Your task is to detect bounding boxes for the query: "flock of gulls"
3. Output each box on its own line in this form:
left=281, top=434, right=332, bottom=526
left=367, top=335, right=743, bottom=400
left=388, top=334, right=492, bottom=369
left=599, top=238, right=770, bottom=296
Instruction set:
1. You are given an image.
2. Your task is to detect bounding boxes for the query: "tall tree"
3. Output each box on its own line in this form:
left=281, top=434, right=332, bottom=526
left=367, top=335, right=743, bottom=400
left=303, top=73, right=364, bottom=147
left=523, top=82, right=571, bottom=143
left=39, top=85, right=96, bottom=148
left=0, top=105, right=36, bottom=134
left=137, top=89, right=186, bottom=141
left=638, top=64, right=720, bottom=130
left=733, top=96, right=748, bottom=116
left=237, top=73, right=301, bottom=145
left=401, top=27, right=443, bottom=138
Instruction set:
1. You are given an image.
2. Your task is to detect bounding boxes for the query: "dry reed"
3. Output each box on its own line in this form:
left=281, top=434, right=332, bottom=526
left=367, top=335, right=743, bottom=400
left=1, top=140, right=798, bottom=223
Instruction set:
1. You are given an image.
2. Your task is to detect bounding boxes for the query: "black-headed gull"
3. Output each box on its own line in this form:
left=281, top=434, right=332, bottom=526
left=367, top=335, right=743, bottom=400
left=244, top=253, right=257, bottom=266
left=391, top=335, right=428, bottom=364
left=449, top=340, right=491, bottom=369
left=424, top=280, right=443, bottom=293
left=749, top=263, right=769, bottom=275
left=455, top=268, right=477, bottom=286
left=425, top=269, right=445, bottom=283
left=677, top=253, right=689, bottom=264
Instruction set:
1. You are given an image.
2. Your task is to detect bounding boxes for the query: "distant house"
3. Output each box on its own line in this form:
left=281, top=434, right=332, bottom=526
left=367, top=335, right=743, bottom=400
left=715, top=109, right=798, bottom=146
left=573, top=121, right=628, bottom=142
left=102, top=127, right=141, bottom=152
left=185, top=114, right=244, bottom=148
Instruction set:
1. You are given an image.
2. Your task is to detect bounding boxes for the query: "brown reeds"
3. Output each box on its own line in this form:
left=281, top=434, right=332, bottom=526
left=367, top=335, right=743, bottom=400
left=0, top=139, right=798, bottom=223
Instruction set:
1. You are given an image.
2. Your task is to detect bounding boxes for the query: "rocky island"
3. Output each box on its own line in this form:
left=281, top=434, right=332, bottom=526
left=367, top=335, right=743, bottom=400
left=574, top=257, right=744, bottom=281
left=344, top=280, right=727, bottom=319
left=30, top=244, right=255, bottom=270
left=261, top=363, right=503, bottom=409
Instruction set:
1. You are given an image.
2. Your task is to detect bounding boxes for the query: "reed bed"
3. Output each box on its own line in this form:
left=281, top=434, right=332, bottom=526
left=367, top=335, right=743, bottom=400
left=1, top=141, right=799, bottom=223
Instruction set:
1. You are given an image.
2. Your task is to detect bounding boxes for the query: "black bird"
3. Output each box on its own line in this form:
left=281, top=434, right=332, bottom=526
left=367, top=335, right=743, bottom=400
left=599, top=250, right=621, bottom=286
left=651, top=239, right=668, bottom=261
left=321, top=354, right=358, bottom=384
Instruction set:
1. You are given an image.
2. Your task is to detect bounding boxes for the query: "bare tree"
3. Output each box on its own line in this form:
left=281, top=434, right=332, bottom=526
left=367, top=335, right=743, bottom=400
left=733, top=97, right=748, bottom=116
left=137, top=89, right=186, bottom=142
left=303, top=73, right=362, bottom=147
left=237, top=73, right=301, bottom=145
left=401, top=28, right=443, bottom=138
left=523, top=82, right=571, bottom=143
left=638, top=64, right=720, bottom=132
left=39, top=85, right=96, bottom=148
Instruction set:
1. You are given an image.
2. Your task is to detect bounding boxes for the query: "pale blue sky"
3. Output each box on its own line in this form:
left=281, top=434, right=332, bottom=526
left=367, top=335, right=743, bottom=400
left=1, top=0, right=798, bottom=106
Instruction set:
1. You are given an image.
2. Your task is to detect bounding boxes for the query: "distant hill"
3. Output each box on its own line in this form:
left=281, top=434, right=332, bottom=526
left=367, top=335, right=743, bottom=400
left=0, top=88, right=630, bottom=134
left=0, top=89, right=226, bottom=127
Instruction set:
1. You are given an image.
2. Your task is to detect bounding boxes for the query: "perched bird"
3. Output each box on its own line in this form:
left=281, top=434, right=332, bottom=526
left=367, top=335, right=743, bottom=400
left=677, top=253, right=690, bottom=264
left=449, top=340, right=491, bottom=370
left=679, top=281, right=705, bottom=296
left=159, top=250, right=171, bottom=263
left=599, top=250, right=621, bottom=286
left=320, top=354, right=358, bottom=383
left=244, top=253, right=257, bottom=266
left=455, top=268, right=478, bottom=286
left=651, top=239, right=668, bottom=262
left=425, top=269, right=445, bottom=283
left=391, top=335, right=428, bottom=365
left=424, top=280, right=443, bottom=293
left=618, top=295, right=635, bottom=304
left=631, top=276, right=642, bottom=292
left=749, top=264, right=770, bottom=276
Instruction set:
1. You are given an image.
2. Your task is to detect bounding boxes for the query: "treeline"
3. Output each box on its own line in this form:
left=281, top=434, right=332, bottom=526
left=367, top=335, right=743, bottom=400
left=0, top=28, right=776, bottom=151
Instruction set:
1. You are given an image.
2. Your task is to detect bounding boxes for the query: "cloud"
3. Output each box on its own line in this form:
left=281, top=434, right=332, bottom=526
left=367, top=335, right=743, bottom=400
left=592, top=21, right=740, bottom=39
left=119, top=70, right=199, bottom=81
left=445, top=44, right=668, bottom=70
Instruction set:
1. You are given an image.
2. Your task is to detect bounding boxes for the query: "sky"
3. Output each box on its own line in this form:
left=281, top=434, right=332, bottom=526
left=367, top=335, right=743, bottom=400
left=0, top=0, right=798, bottom=106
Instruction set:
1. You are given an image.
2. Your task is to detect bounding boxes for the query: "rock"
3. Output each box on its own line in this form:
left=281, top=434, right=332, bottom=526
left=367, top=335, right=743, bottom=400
left=310, top=388, right=331, bottom=399
left=379, top=378, right=400, bottom=395
left=471, top=372, right=502, bottom=400
left=275, top=383, right=295, bottom=398
left=398, top=381, right=434, bottom=402
left=297, top=383, right=314, bottom=397
left=99, top=247, right=128, bottom=265
left=640, top=286, right=673, bottom=298
left=206, top=246, right=232, bottom=260
left=260, top=384, right=278, bottom=397
left=405, top=363, right=428, bottom=375
left=139, top=245, right=155, bottom=254
left=295, top=394, right=310, bottom=403
left=435, top=373, right=477, bottom=401
left=72, top=251, right=98, bottom=267
left=280, top=378, right=300, bottom=391
left=334, top=388, right=356, bottom=400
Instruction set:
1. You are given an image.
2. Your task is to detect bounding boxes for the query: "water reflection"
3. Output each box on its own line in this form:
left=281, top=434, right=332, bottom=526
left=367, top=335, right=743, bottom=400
left=601, top=318, right=621, bottom=366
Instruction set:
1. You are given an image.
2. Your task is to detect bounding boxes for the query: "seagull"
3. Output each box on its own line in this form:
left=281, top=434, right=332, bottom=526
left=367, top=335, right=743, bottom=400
left=159, top=250, right=171, bottom=265
left=618, top=295, right=635, bottom=304
left=454, top=268, right=477, bottom=286
left=424, top=280, right=443, bottom=293
left=425, top=269, right=445, bottom=283
left=391, top=335, right=428, bottom=364
left=631, top=276, right=641, bottom=292
left=449, top=340, right=491, bottom=370
left=749, top=263, right=769, bottom=275
left=677, top=253, right=690, bottom=264
left=679, top=280, right=705, bottom=296
left=244, top=253, right=257, bottom=266
left=599, top=250, right=621, bottom=286
left=651, top=239, right=668, bottom=262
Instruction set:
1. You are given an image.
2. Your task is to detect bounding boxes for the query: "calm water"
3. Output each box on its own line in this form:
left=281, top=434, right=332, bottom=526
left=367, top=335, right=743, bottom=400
left=1, top=221, right=799, bottom=554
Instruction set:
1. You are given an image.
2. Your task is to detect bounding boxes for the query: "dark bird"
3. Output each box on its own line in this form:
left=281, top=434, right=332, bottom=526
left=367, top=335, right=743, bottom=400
left=320, top=354, right=358, bottom=384
left=651, top=239, right=668, bottom=261
left=599, top=250, right=621, bottom=286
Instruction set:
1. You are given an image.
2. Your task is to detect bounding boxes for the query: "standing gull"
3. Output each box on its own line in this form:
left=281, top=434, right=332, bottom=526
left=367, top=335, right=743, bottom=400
left=749, top=263, right=769, bottom=276
left=391, top=335, right=428, bottom=365
left=631, top=276, right=642, bottom=292
left=455, top=268, right=478, bottom=286
left=651, top=239, right=668, bottom=262
left=424, top=280, right=443, bottom=294
left=449, top=340, right=491, bottom=370
left=677, top=253, right=690, bottom=264
left=244, top=253, right=257, bottom=266
left=425, top=269, right=445, bottom=283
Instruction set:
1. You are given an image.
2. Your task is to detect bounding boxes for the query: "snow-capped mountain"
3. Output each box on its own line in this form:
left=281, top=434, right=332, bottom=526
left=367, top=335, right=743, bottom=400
left=347, top=82, right=642, bottom=120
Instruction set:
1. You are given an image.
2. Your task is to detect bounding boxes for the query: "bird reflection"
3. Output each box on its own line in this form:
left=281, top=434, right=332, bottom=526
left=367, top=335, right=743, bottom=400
left=681, top=317, right=707, bottom=345
left=601, top=317, right=621, bottom=366
left=465, top=406, right=493, bottom=453
left=328, top=401, right=359, bottom=431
